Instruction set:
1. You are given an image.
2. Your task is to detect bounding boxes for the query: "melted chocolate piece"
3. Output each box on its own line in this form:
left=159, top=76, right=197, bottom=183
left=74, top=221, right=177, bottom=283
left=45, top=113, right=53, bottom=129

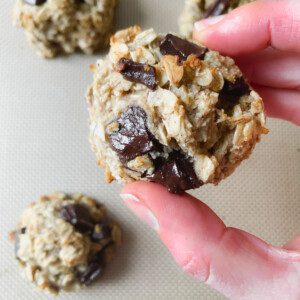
left=77, top=243, right=113, bottom=285
left=77, top=262, right=104, bottom=286
left=204, top=0, right=230, bottom=18
left=217, top=77, right=250, bottom=111
left=147, top=152, right=203, bottom=194
left=108, top=107, right=162, bottom=163
left=61, top=204, right=94, bottom=234
left=108, top=106, right=202, bottom=193
left=91, top=223, right=111, bottom=242
left=24, top=0, right=47, bottom=5
left=116, top=58, right=157, bottom=90
left=159, top=34, right=207, bottom=62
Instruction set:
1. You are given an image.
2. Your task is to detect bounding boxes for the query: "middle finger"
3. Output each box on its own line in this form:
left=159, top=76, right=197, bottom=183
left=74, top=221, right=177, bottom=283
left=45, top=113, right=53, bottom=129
left=234, top=48, right=300, bottom=90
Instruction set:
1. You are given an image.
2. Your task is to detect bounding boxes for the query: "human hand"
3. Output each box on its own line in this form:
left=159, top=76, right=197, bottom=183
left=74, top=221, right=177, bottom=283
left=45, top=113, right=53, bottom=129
left=193, top=0, right=300, bottom=126
left=120, top=1, right=300, bottom=299
left=121, top=182, right=300, bottom=299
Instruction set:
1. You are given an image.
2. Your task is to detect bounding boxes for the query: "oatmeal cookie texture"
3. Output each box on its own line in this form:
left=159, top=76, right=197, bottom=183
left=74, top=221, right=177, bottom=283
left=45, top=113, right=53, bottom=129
left=13, top=0, right=118, bottom=58
left=11, top=192, right=121, bottom=294
left=179, top=0, right=254, bottom=38
left=86, top=26, right=267, bottom=194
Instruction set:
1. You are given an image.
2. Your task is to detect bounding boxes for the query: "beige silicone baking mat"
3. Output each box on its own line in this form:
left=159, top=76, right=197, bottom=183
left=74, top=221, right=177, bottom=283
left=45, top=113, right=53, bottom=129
left=0, top=1, right=299, bottom=299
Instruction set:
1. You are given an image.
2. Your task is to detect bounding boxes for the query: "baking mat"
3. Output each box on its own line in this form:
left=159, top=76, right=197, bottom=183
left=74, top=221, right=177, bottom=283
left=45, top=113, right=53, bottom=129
left=0, top=1, right=299, bottom=299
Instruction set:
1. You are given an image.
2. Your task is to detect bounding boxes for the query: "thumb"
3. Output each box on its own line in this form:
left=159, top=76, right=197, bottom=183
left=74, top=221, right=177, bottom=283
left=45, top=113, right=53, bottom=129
left=121, top=181, right=300, bottom=299
left=193, top=0, right=300, bottom=56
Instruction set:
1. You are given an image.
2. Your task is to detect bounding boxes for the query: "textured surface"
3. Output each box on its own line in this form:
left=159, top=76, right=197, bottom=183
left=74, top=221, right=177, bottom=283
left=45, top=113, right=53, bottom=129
left=0, top=1, right=300, bottom=299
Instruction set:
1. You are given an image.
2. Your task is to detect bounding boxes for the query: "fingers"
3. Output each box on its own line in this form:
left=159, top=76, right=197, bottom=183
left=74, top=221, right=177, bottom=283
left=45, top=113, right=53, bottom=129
left=192, top=1, right=300, bottom=125
left=121, top=182, right=226, bottom=282
left=253, top=85, right=300, bottom=125
left=235, top=48, right=300, bottom=90
left=284, top=235, right=300, bottom=252
left=237, top=49, right=300, bottom=124
left=121, top=181, right=300, bottom=299
left=193, top=0, right=300, bottom=56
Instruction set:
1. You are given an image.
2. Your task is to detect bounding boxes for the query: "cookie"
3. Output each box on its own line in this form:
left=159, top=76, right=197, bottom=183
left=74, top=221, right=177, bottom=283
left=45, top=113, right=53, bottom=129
left=13, top=0, right=118, bottom=58
left=86, top=26, right=267, bottom=194
left=179, top=0, right=254, bottom=38
left=10, top=192, right=121, bottom=294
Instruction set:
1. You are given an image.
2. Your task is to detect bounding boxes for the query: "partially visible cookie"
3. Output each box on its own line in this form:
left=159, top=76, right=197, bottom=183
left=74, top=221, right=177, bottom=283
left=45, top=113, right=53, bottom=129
left=10, top=192, right=121, bottom=294
left=86, top=26, right=267, bottom=194
left=179, top=0, right=254, bottom=38
left=13, top=0, right=118, bottom=58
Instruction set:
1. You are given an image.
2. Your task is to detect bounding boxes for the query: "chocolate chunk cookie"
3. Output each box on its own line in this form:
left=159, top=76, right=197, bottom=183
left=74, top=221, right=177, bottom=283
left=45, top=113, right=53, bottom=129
left=13, top=0, right=118, bottom=58
left=86, top=26, right=267, bottom=194
left=179, top=0, right=254, bottom=38
left=11, top=192, right=121, bottom=294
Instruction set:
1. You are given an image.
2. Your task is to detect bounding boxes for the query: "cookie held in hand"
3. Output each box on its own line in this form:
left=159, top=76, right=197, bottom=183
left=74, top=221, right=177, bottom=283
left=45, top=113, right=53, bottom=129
left=86, top=26, right=267, bottom=194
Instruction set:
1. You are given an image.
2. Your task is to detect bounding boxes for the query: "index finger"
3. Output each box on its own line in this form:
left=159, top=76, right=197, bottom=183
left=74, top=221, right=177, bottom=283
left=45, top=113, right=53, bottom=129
left=193, top=0, right=300, bottom=56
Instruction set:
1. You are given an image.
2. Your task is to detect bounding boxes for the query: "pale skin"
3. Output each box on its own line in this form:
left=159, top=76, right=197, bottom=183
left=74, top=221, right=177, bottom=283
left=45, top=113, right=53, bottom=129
left=120, top=0, right=300, bottom=299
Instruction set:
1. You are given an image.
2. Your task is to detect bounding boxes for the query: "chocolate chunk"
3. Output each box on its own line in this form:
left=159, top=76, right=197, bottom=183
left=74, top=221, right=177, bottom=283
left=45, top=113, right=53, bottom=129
left=108, top=106, right=162, bottom=163
left=61, top=204, right=94, bottom=234
left=78, top=243, right=113, bottom=285
left=116, top=58, right=157, bottom=90
left=159, top=34, right=207, bottom=62
left=91, top=223, right=111, bottom=242
left=217, top=77, right=250, bottom=111
left=20, top=227, right=26, bottom=234
left=109, top=107, right=202, bottom=193
left=147, top=152, right=202, bottom=194
left=24, top=0, right=47, bottom=5
left=204, top=0, right=230, bottom=18
left=77, top=262, right=104, bottom=286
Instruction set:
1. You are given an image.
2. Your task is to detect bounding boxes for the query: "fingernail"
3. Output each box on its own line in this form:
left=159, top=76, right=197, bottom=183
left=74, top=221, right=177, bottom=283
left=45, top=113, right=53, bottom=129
left=120, top=193, right=159, bottom=232
left=194, top=15, right=225, bottom=32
